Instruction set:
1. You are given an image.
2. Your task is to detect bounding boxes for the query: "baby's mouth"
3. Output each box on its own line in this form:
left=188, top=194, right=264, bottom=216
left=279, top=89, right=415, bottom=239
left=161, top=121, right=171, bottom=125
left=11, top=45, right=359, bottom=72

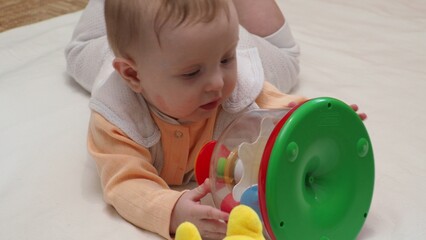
left=200, top=99, right=220, bottom=110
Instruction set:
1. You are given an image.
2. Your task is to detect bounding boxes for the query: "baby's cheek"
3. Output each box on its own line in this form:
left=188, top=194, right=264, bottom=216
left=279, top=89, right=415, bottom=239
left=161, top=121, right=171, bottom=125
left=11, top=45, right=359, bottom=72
left=154, top=94, right=170, bottom=113
left=155, top=94, right=190, bottom=114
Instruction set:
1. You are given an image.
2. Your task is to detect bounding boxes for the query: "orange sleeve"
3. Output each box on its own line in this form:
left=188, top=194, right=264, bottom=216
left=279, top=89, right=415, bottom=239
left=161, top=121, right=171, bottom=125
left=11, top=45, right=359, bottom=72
left=255, top=81, right=307, bottom=109
left=88, top=112, right=184, bottom=240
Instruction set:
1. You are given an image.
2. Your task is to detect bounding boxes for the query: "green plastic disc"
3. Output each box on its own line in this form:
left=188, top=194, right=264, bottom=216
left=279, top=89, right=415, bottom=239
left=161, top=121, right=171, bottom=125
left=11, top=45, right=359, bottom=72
left=265, top=97, right=374, bottom=239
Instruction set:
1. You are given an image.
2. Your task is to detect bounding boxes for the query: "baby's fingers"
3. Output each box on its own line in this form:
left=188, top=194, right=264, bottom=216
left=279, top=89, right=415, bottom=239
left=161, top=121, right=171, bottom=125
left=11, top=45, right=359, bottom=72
left=350, top=104, right=359, bottom=112
left=350, top=104, right=367, bottom=120
left=358, top=112, right=367, bottom=120
left=195, top=205, right=229, bottom=222
left=190, top=205, right=228, bottom=239
left=201, top=219, right=228, bottom=240
left=190, top=179, right=212, bottom=201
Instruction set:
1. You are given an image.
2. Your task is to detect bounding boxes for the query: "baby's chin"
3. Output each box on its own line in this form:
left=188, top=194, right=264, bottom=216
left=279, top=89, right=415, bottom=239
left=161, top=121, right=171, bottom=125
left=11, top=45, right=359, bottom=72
left=176, top=108, right=219, bottom=125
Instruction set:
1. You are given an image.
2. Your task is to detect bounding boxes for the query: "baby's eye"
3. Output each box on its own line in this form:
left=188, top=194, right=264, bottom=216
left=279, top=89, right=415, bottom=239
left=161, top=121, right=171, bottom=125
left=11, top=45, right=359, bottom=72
left=182, top=69, right=200, bottom=78
left=221, top=56, right=235, bottom=65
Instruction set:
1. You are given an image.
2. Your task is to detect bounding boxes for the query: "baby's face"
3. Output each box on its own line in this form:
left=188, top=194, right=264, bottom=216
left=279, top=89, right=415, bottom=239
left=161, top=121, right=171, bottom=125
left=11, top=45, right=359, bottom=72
left=133, top=4, right=239, bottom=124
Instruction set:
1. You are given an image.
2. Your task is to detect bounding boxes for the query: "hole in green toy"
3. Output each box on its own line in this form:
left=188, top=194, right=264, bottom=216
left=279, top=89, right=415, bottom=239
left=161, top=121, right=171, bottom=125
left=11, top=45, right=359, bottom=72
left=327, top=102, right=332, bottom=109
left=305, top=174, right=315, bottom=186
left=364, top=213, right=367, bottom=218
left=279, top=221, right=284, bottom=227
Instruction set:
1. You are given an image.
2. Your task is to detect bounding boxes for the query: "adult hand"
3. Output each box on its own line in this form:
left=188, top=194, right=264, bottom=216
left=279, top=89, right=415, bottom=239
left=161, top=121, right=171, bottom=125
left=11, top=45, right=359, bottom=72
left=170, top=179, right=229, bottom=239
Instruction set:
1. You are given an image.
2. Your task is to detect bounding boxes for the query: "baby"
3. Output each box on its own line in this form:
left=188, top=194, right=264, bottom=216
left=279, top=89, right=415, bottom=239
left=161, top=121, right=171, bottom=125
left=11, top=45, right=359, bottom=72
left=66, top=0, right=309, bottom=239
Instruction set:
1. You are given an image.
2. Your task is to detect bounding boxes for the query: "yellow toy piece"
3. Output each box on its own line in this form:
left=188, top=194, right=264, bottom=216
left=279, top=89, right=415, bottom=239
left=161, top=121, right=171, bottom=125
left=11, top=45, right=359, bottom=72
left=175, top=205, right=265, bottom=240
left=175, top=222, right=202, bottom=240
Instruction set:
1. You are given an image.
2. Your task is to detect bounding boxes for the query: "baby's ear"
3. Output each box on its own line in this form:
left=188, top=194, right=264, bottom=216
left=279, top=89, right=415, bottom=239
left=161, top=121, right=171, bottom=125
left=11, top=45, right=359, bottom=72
left=113, top=57, right=143, bottom=93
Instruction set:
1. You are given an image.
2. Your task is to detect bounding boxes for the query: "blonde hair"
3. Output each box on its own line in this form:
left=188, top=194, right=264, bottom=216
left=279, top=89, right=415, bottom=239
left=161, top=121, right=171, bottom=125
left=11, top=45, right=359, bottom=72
left=105, top=0, right=230, bottom=58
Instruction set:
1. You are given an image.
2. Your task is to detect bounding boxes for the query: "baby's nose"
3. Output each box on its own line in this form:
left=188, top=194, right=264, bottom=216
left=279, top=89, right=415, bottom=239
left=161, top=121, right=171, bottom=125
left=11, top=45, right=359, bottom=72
left=205, top=73, right=224, bottom=92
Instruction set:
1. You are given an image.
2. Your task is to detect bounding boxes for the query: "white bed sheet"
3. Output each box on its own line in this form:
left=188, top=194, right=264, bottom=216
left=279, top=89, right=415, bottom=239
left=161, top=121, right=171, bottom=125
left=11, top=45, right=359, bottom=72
left=1, top=0, right=425, bottom=239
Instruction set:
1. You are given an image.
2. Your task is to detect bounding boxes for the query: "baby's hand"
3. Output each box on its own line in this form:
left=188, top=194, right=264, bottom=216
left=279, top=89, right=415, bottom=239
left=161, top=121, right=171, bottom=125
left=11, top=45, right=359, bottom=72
left=350, top=104, right=367, bottom=120
left=289, top=102, right=367, bottom=121
left=170, top=179, right=229, bottom=240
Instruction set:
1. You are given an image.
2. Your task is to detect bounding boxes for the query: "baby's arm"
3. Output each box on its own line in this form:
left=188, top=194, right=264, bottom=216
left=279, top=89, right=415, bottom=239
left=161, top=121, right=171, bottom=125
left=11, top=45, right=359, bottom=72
left=65, top=0, right=111, bottom=92
left=88, top=112, right=229, bottom=239
left=256, top=81, right=307, bottom=109
left=256, top=82, right=367, bottom=120
left=88, top=112, right=183, bottom=240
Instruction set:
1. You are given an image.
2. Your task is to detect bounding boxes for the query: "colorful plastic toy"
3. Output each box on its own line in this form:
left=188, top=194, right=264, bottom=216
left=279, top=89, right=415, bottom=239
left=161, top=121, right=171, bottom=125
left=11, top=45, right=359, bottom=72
left=195, top=97, right=374, bottom=240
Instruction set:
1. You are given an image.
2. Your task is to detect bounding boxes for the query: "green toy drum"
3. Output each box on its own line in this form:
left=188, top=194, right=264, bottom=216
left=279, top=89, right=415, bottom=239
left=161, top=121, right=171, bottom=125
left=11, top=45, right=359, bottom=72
left=195, top=97, right=374, bottom=240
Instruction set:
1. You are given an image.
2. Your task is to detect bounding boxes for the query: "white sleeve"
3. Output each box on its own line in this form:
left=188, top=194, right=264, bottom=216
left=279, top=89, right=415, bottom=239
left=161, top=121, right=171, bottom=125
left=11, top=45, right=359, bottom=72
left=237, top=22, right=300, bottom=93
left=64, top=0, right=113, bottom=93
